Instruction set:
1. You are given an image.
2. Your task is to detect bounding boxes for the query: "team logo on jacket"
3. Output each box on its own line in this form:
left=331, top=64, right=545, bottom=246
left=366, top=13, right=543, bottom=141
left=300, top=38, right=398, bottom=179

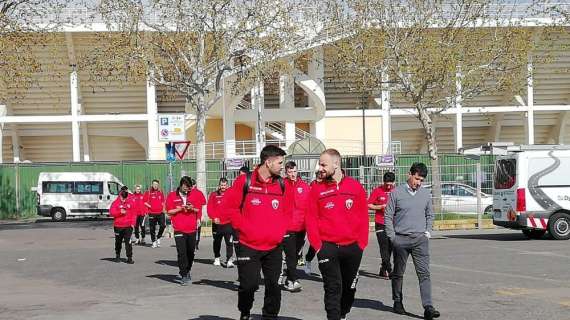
left=297, top=187, right=304, bottom=194
left=345, top=199, right=354, bottom=209
left=325, top=202, right=334, bottom=209
left=272, top=199, right=280, bottom=209
left=251, top=198, right=261, bottom=206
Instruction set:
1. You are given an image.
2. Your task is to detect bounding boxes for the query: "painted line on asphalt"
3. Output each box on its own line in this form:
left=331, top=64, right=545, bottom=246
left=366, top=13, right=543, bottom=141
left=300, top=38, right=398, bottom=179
left=430, top=263, right=570, bottom=285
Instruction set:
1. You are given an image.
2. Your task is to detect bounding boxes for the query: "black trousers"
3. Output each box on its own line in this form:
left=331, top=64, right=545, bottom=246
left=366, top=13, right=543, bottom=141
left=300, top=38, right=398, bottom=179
left=375, top=223, right=393, bottom=273
left=174, top=231, right=197, bottom=277
left=213, top=223, right=234, bottom=260
left=134, top=215, right=146, bottom=240
left=114, top=227, right=133, bottom=258
left=282, top=231, right=305, bottom=282
left=306, top=245, right=316, bottom=262
left=317, top=242, right=363, bottom=320
left=148, top=213, right=166, bottom=242
left=237, top=243, right=282, bottom=318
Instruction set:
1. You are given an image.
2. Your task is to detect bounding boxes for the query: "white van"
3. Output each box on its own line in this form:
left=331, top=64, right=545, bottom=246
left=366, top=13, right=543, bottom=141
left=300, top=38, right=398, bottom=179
left=493, top=145, right=570, bottom=240
left=35, top=172, right=124, bottom=221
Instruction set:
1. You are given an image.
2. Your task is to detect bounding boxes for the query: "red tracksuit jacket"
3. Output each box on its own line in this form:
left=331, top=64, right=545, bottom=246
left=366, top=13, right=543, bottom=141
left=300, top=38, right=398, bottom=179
left=143, top=189, right=165, bottom=214
left=131, top=192, right=146, bottom=217
left=189, top=188, right=206, bottom=220
left=208, top=190, right=230, bottom=224
left=165, top=190, right=202, bottom=234
left=367, top=185, right=393, bottom=225
left=220, top=169, right=294, bottom=251
left=306, top=175, right=369, bottom=252
left=285, top=178, right=310, bottom=232
left=109, top=197, right=137, bottom=228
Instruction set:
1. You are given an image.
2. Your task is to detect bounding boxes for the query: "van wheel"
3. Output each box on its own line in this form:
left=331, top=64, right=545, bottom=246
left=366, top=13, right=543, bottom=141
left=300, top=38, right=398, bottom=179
left=484, top=206, right=493, bottom=215
left=51, top=208, right=67, bottom=222
left=548, top=213, right=570, bottom=240
left=522, top=229, right=546, bottom=239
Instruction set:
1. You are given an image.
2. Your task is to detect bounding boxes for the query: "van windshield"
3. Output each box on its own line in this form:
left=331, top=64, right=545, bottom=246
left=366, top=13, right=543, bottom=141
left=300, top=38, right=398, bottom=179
left=494, top=159, right=516, bottom=189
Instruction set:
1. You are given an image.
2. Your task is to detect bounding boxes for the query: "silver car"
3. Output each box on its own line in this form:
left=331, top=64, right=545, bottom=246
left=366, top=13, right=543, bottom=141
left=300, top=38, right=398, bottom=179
left=426, top=182, right=493, bottom=215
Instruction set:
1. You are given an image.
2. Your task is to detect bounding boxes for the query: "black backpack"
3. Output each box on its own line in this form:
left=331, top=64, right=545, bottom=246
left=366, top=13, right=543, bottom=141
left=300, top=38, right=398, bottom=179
left=240, top=172, right=285, bottom=210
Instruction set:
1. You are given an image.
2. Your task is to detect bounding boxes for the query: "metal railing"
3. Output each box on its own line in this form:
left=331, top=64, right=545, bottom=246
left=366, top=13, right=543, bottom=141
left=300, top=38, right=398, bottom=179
left=184, top=139, right=403, bottom=159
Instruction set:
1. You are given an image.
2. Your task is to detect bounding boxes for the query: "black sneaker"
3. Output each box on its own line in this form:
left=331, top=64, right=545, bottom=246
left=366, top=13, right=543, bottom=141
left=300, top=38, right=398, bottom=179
left=393, top=301, right=406, bottom=315
left=239, top=313, right=251, bottom=320
left=127, top=258, right=134, bottom=264
left=424, top=305, right=440, bottom=320
left=114, top=254, right=121, bottom=263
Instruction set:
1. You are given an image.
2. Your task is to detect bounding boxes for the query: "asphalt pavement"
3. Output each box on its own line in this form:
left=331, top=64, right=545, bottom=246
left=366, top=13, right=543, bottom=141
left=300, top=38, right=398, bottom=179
left=1, top=219, right=570, bottom=320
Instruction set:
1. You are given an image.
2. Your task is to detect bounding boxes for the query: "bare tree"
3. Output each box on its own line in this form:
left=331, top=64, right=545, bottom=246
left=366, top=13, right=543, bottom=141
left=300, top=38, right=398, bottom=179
left=0, top=0, right=68, bottom=103
left=86, top=0, right=304, bottom=193
left=329, top=0, right=563, bottom=211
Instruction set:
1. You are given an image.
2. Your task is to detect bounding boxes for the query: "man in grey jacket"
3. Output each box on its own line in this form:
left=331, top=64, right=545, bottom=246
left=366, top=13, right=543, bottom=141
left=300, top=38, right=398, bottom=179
left=385, top=162, right=440, bottom=320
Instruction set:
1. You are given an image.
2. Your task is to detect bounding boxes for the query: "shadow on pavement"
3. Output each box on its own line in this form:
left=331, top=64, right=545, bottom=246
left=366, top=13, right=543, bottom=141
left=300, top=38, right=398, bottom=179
left=100, top=257, right=124, bottom=263
left=188, top=316, right=233, bottom=320
left=353, top=299, right=423, bottom=318
left=195, top=258, right=215, bottom=265
left=146, top=274, right=180, bottom=284
left=296, top=272, right=322, bottom=283
left=156, top=259, right=178, bottom=267
left=193, top=279, right=238, bottom=291
left=445, top=232, right=549, bottom=241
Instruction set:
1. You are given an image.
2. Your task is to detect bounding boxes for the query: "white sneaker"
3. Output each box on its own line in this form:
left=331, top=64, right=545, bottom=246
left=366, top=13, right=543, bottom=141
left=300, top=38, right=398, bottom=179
left=285, top=280, right=302, bottom=292
left=278, top=273, right=286, bottom=286
left=213, top=258, right=221, bottom=266
left=303, top=262, right=312, bottom=275
left=152, top=241, right=158, bottom=248
left=156, top=239, right=161, bottom=247
left=133, top=238, right=140, bottom=245
left=226, top=259, right=235, bottom=268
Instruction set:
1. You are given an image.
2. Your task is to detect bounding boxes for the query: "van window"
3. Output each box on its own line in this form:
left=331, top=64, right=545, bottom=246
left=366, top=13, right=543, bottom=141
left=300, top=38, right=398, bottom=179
left=43, top=182, right=73, bottom=193
left=494, top=159, right=516, bottom=189
left=108, top=182, right=120, bottom=195
left=74, top=182, right=103, bottom=194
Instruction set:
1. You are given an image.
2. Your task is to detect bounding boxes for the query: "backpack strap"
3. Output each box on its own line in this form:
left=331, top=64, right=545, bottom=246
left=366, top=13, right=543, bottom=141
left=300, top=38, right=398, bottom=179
left=239, top=172, right=285, bottom=211
left=240, top=172, right=252, bottom=210
left=277, top=176, right=285, bottom=195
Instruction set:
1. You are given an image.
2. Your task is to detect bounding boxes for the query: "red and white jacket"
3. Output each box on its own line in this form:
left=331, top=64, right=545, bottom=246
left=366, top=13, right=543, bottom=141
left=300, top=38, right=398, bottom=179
left=109, top=197, right=137, bottom=228
left=143, top=189, right=165, bottom=215
left=306, top=175, right=369, bottom=252
left=207, top=190, right=230, bottom=225
left=367, top=185, right=394, bottom=225
left=285, top=178, right=310, bottom=232
left=165, top=190, right=202, bottom=234
left=131, top=192, right=146, bottom=217
left=220, top=168, right=294, bottom=251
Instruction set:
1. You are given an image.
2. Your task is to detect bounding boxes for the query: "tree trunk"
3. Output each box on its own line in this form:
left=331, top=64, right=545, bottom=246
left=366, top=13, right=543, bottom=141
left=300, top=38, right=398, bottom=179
left=194, top=94, right=208, bottom=202
left=417, top=105, right=442, bottom=215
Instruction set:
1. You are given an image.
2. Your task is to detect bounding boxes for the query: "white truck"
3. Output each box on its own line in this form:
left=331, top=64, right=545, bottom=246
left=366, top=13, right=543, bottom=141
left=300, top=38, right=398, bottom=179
left=35, top=172, right=124, bottom=221
left=493, top=145, right=570, bottom=240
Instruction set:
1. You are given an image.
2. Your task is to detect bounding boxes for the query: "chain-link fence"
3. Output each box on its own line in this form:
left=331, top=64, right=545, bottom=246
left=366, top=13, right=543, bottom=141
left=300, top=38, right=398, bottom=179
left=0, top=155, right=497, bottom=221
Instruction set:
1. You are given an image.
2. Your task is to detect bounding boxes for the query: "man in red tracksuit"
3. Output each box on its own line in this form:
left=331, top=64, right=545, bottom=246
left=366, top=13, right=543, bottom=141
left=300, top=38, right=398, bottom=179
left=368, top=171, right=396, bottom=279
left=110, top=186, right=137, bottom=264
left=208, top=177, right=235, bottom=267
left=189, top=182, right=207, bottom=250
left=306, top=149, right=369, bottom=320
left=280, top=161, right=310, bottom=292
left=220, top=145, right=294, bottom=320
left=143, top=180, right=165, bottom=248
left=132, top=184, right=147, bottom=245
left=165, top=176, right=202, bottom=286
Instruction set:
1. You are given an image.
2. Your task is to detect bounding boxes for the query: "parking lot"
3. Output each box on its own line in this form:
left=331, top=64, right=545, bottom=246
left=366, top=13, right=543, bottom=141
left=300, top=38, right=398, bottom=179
left=1, top=219, right=570, bottom=320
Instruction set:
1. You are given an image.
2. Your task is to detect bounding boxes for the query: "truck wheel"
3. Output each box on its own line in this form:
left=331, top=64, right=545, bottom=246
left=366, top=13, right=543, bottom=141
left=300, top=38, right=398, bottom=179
left=548, top=212, right=570, bottom=240
left=51, top=208, right=67, bottom=222
left=522, top=229, right=546, bottom=239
